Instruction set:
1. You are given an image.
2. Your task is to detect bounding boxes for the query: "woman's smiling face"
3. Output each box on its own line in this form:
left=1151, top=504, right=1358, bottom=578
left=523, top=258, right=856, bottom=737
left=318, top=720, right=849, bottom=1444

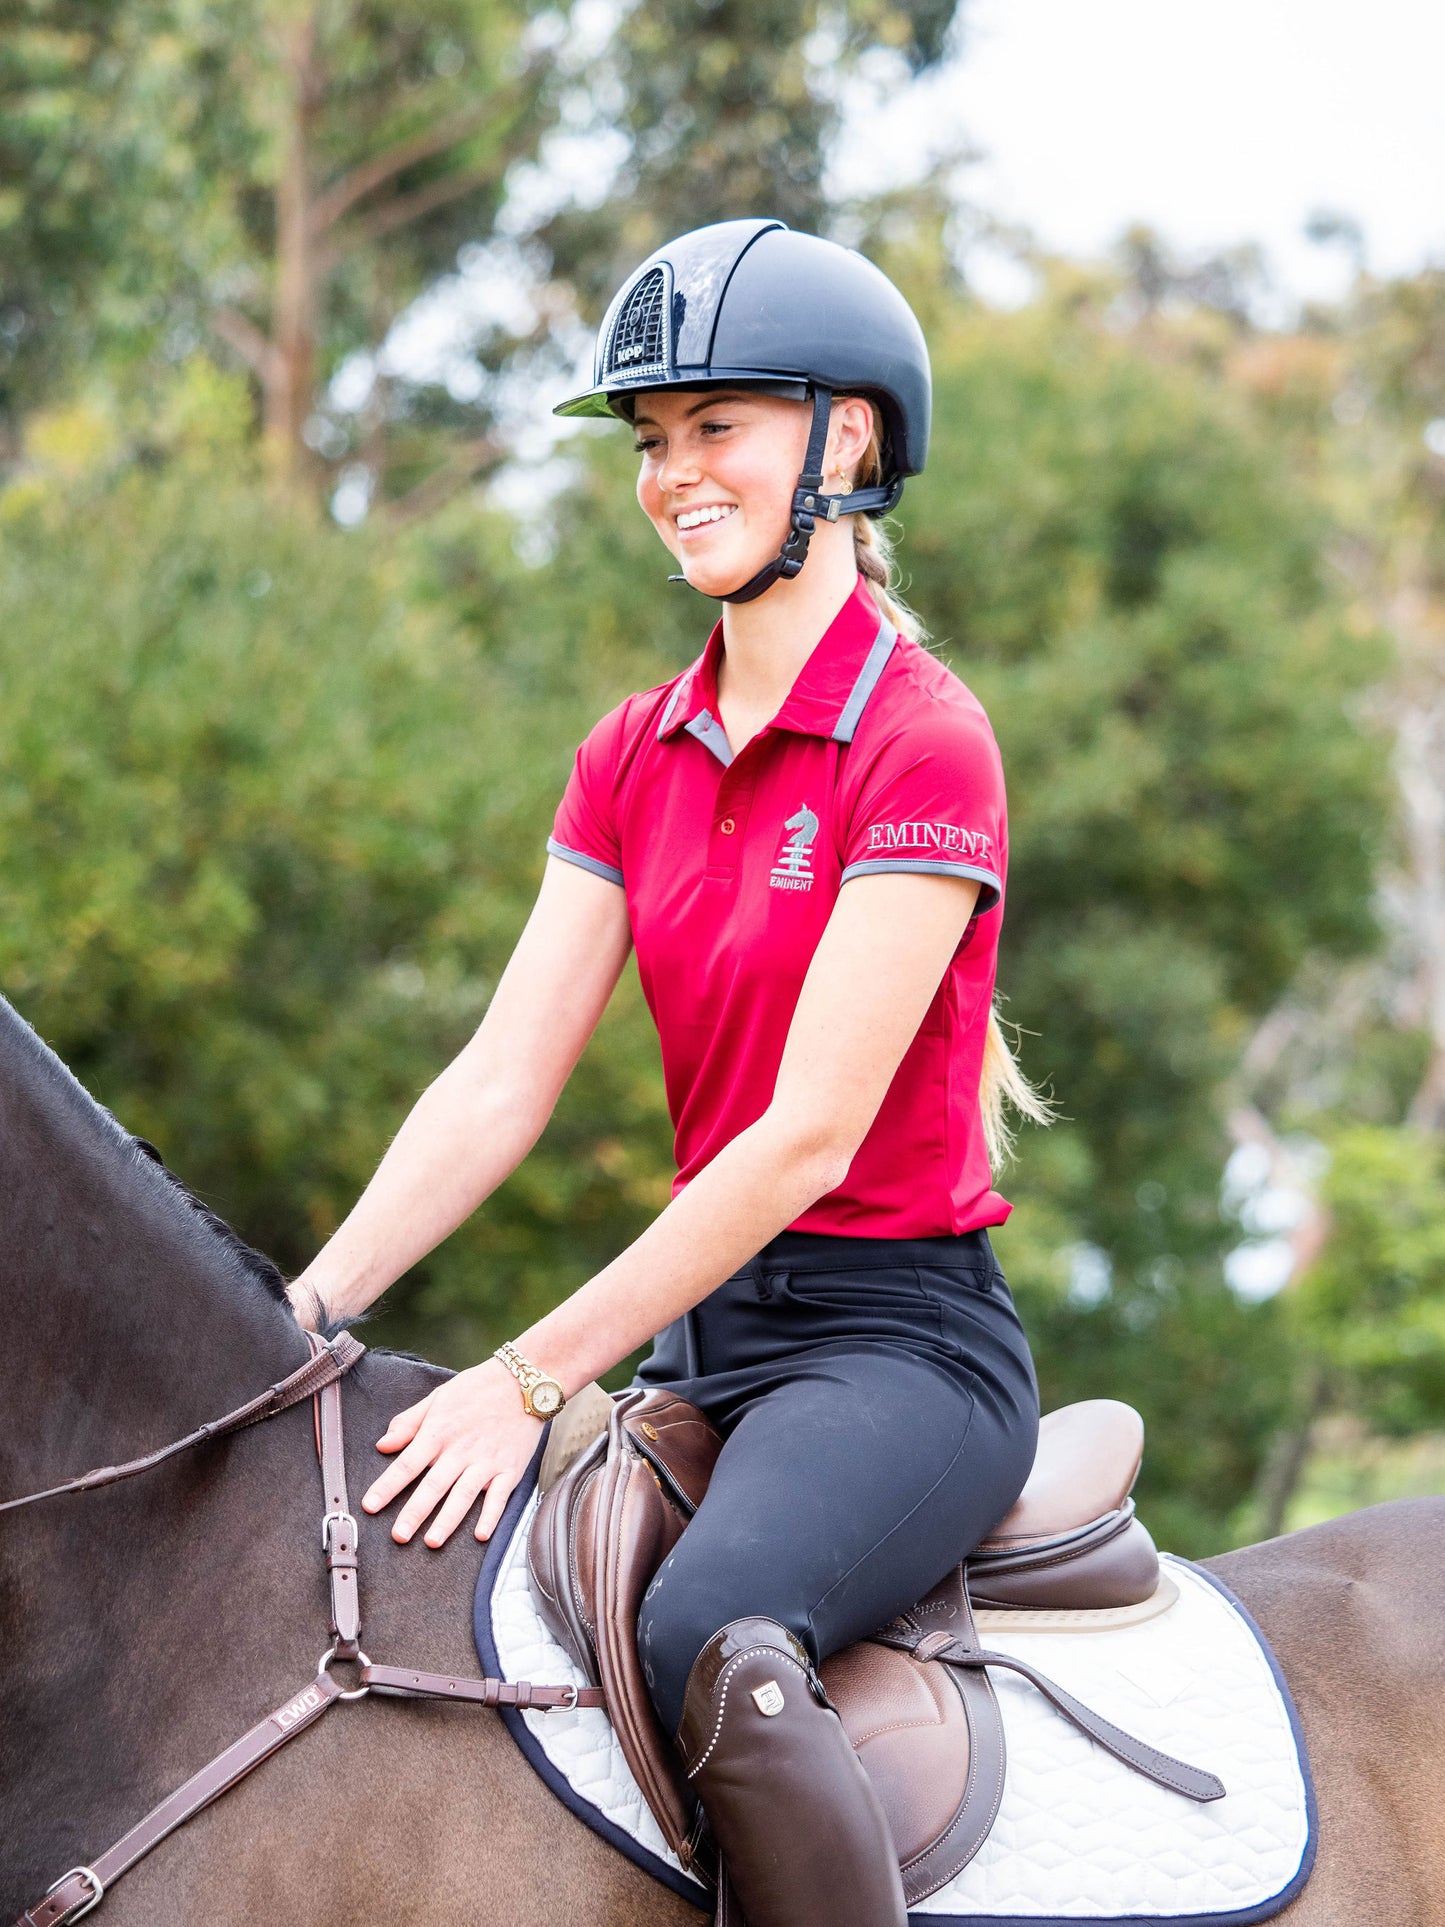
left=631, top=388, right=817, bottom=598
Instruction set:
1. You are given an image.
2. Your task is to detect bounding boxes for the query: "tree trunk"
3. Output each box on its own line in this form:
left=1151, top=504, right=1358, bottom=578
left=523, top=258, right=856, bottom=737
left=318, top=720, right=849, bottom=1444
left=1256, top=1365, right=1329, bottom=1541
left=265, top=10, right=321, bottom=481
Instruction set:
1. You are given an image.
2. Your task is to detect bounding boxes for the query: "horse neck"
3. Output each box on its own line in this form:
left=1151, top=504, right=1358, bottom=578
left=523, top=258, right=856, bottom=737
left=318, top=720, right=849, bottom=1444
left=0, top=1015, right=303, bottom=1502
left=0, top=1009, right=326, bottom=1887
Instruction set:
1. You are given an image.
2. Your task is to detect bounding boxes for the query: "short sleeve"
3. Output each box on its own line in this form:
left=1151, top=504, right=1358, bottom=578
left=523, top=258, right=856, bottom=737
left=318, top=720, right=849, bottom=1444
left=547, top=701, right=628, bottom=887
left=840, top=708, right=1006, bottom=913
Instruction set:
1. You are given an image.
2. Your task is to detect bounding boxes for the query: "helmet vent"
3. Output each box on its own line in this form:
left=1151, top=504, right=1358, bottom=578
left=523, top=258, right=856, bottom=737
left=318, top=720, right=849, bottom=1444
left=605, top=266, right=672, bottom=381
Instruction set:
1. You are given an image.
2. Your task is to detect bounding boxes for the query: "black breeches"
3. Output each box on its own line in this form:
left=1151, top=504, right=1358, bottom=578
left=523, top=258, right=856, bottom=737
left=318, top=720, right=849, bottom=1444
left=633, top=1229, right=1040, bottom=1737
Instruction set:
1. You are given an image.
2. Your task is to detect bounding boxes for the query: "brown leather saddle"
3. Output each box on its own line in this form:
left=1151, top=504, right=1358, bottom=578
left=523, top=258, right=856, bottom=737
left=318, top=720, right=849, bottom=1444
left=528, top=1388, right=1222, bottom=1907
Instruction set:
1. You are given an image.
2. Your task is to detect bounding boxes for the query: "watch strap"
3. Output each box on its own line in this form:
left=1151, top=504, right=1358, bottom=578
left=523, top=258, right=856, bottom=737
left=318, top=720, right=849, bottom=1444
left=494, top=1341, right=565, bottom=1416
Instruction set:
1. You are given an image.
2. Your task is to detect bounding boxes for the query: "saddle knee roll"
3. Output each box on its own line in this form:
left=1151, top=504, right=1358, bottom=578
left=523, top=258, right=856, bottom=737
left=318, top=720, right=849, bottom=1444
left=529, top=1388, right=726, bottom=1859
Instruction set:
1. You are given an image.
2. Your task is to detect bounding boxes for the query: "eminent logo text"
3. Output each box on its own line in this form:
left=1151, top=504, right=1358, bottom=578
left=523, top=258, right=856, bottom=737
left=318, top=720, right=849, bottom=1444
left=770, top=804, right=819, bottom=892
left=866, top=821, right=993, bottom=863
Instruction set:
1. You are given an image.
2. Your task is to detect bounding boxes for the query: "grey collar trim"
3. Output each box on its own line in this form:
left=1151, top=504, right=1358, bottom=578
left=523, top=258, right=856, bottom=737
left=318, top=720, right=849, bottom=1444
left=657, top=680, right=688, bottom=739
left=832, top=619, right=899, bottom=743
left=685, top=708, right=734, bottom=767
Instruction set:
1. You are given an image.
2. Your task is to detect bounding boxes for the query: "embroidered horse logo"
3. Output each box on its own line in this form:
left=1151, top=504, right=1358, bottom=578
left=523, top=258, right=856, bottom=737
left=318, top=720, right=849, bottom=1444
left=770, top=804, right=819, bottom=891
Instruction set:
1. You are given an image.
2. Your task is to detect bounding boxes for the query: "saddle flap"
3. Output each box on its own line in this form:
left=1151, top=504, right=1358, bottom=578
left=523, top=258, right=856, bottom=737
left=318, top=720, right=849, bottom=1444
left=528, top=1389, right=725, bottom=1859
left=824, top=1566, right=1007, bottom=1904
left=528, top=1435, right=606, bottom=1680
left=587, top=1442, right=696, bottom=1853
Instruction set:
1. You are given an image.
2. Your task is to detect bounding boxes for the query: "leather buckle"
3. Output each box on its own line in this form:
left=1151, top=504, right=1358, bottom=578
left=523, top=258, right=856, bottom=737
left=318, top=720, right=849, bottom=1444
left=44, top=1866, right=104, bottom=1922
left=321, top=1508, right=357, bottom=1553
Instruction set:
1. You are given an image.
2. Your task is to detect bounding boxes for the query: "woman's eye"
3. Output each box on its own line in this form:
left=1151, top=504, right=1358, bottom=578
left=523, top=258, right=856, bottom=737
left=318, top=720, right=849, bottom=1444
left=633, top=438, right=661, bottom=454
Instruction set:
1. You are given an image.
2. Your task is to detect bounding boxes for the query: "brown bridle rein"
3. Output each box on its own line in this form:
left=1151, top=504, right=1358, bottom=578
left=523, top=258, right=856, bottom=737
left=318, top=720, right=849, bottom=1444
left=4, top=1333, right=603, bottom=1927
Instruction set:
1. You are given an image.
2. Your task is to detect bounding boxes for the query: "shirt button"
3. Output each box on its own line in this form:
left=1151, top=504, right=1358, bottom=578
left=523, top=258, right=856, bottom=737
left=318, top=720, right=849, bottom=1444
left=719, top=817, right=736, bottom=835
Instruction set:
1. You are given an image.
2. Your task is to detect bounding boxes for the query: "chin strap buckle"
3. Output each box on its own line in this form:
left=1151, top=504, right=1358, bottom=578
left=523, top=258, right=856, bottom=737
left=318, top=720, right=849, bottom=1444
left=793, top=486, right=842, bottom=525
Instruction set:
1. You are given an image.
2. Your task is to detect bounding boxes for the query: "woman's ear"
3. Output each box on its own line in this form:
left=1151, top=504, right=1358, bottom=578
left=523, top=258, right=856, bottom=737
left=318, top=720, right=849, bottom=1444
left=827, top=395, right=877, bottom=485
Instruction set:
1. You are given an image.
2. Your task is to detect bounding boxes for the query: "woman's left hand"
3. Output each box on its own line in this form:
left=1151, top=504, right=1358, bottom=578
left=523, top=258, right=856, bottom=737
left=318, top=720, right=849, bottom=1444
left=361, top=1359, right=543, bottom=1547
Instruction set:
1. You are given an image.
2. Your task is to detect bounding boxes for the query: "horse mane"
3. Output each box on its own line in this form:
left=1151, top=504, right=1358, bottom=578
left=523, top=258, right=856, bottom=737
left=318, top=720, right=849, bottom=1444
left=131, top=1137, right=289, bottom=1303
left=1, top=994, right=289, bottom=1307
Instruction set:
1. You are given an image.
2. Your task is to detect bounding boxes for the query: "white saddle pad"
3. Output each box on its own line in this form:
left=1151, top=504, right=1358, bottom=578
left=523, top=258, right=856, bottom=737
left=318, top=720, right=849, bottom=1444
left=475, top=1473, right=1314, bottom=1924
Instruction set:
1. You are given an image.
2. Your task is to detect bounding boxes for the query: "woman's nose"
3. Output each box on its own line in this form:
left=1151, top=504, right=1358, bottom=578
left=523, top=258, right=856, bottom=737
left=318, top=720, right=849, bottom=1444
left=657, top=442, right=702, bottom=492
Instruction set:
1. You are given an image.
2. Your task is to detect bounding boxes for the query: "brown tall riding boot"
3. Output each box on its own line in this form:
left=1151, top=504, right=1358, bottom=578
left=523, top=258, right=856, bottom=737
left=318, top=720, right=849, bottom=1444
left=678, top=1617, right=908, bottom=1927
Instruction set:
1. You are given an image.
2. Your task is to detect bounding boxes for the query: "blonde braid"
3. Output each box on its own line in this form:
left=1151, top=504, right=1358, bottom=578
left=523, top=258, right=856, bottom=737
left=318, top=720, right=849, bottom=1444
left=854, top=514, right=926, bottom=644
left=846, top=403, right=1055, bottom=1172
left=848, top=411, right=927, bottom=644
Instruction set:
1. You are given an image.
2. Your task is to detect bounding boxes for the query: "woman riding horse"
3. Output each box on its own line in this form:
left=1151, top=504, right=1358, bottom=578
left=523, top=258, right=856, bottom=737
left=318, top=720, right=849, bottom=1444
left=288, top=218, right=1049, bottom=1927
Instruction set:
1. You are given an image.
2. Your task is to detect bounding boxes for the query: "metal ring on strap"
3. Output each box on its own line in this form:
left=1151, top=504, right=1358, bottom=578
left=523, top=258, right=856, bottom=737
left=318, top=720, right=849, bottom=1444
left=317, top=1643, right=373, bottom=1702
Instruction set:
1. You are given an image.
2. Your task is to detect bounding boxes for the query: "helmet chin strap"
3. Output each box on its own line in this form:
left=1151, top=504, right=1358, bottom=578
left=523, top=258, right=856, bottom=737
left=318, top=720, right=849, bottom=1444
left=668, top=384, right=902, bottom=605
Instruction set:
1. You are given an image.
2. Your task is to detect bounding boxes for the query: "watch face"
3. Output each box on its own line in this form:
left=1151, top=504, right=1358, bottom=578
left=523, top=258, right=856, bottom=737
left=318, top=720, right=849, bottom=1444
left=530, top=1378, right=565, bottom=1418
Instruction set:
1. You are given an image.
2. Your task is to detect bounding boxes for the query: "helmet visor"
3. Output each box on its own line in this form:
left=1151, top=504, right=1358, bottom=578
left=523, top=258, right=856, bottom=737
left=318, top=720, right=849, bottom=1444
left=554, top=373, right=811, bottom=421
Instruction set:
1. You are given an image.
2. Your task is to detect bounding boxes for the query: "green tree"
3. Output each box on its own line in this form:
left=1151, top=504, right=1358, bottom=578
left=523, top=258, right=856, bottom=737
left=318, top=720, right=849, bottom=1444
left=1296, top=1125, right=1445, bottom=1434
left=539, top=0, right=964, bottom=319
left=1, top=0, right=554, bottom=489
left=0, top=0, right=184, bottom=427
left=898, top=296, right=1388, bottom=1543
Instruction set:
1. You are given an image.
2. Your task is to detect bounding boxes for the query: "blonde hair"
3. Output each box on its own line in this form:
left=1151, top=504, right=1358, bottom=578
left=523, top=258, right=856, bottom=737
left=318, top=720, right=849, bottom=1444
left=849, top=410, right=928, bottom=644
left=846, top=403, right=1056, bottom=1172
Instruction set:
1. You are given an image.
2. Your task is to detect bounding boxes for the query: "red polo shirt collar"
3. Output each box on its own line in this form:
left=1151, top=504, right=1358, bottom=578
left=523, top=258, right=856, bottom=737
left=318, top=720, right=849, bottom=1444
left=656, top=577, right=899, bottom=758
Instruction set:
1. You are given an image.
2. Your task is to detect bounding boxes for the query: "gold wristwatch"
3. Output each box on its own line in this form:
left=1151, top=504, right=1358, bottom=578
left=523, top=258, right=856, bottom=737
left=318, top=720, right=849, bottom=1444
left=493, top=1341, right=567, bottom=1419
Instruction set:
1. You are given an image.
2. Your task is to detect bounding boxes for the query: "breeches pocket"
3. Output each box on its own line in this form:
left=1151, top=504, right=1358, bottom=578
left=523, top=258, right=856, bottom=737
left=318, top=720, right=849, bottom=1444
left=774, top=1264, right=946, bottom=1345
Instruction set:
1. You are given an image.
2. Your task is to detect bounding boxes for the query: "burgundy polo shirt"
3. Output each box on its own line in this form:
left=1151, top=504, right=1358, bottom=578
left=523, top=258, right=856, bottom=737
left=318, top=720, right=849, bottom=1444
left=548, top=576, right=1012, bottom=1237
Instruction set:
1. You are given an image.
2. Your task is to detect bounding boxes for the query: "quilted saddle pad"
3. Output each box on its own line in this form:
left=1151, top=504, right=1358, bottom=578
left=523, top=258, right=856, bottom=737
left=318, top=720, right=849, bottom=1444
left=475, top=1463, right=1316, bottom=1926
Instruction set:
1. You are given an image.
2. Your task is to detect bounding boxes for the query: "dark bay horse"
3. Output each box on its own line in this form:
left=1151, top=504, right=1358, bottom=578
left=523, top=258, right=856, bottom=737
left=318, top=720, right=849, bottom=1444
left=2, top=991, right=1443, bottom=1923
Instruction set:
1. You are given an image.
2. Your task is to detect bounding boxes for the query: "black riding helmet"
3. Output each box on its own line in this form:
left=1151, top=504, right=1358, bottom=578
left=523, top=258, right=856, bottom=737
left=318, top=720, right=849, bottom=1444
left=555, top=218, right=931, bottom=604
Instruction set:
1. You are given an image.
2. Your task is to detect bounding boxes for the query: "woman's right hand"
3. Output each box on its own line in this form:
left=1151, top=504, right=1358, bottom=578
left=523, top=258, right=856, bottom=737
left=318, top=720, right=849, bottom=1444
left=286, top=1276, right=323, bottom=1332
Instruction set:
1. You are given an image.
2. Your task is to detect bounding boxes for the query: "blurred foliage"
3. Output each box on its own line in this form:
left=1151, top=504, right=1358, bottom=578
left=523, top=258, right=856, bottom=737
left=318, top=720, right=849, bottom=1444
left=1295, top=1124, right=1445, bottom=1436
left=1105, top=233, right=1445, bottom=1524
left=909, top=301, right=1385, bottom=1253
left=883, top=294, right=1387, bottom=1547
left=0, top=0, right=556, bottom=485
left=541, top=0, right=963, bottom=318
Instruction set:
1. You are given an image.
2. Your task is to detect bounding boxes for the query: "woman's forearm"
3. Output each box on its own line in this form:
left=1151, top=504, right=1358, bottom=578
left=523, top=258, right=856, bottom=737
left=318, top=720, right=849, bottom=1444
left=512, top=1110, right=850, bottom=1393
left=294, top=1060, right=550, bottom=1321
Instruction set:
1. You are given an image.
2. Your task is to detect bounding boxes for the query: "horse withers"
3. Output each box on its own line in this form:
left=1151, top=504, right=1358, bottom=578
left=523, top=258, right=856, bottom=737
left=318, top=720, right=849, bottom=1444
left=1, top=992, right=1442, bottom=1924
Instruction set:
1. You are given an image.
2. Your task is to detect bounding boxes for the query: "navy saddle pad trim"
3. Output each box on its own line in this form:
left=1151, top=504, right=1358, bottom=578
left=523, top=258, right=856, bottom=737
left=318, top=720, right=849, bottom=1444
left=473, top=1437, right=1318, bottom=1927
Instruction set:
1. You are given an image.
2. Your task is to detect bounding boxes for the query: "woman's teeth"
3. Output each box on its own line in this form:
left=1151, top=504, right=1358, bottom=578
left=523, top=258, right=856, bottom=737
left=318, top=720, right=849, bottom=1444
left=676, top=504, right=737, bottom=531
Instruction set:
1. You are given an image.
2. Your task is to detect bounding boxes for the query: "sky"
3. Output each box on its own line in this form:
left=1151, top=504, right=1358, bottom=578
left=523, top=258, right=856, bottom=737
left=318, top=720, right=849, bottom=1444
left=838, top=0, right=1445, bottom=310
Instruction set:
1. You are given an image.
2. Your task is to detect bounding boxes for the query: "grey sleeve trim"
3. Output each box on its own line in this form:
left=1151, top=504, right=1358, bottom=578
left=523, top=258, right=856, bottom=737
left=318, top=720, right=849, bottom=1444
left=839, top=858, right=1001, bottom=911
left=546, top=837, right=624, bottom=887
left=832, top=619, right=899, bottom=743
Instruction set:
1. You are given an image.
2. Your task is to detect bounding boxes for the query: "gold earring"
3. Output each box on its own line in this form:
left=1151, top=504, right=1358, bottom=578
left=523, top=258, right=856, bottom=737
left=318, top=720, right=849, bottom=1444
left=833, top=472, right=854, bottom=496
